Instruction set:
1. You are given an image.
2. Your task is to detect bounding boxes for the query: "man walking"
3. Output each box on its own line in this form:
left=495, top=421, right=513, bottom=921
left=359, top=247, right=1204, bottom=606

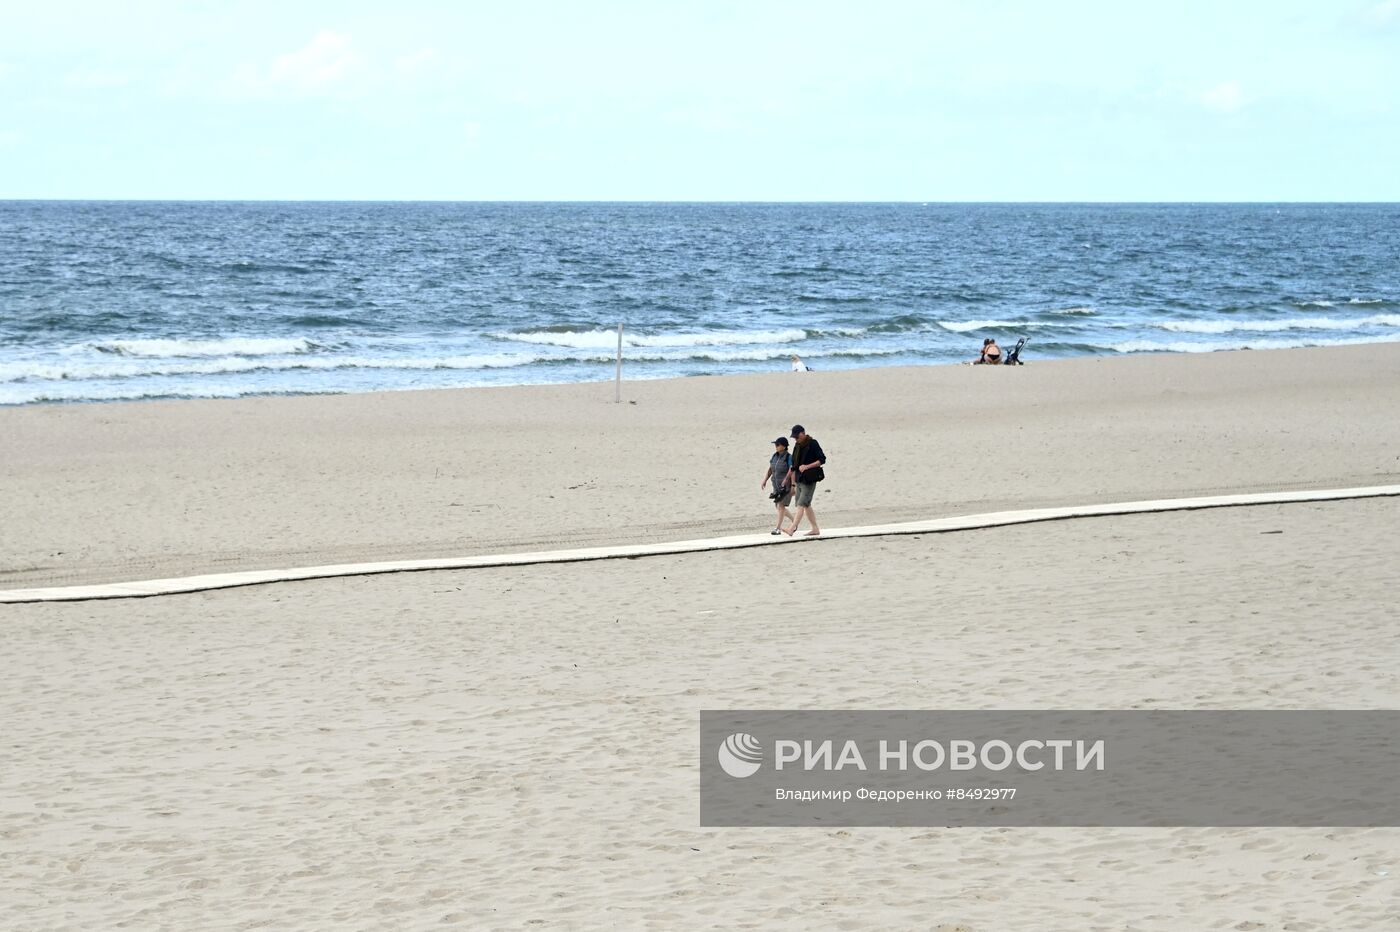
left=782, top=424, right=826, bottom=537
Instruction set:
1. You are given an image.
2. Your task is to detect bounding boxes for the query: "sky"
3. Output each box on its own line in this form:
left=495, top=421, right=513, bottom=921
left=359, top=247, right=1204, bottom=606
left=1, top=0, right=1398, bottom=201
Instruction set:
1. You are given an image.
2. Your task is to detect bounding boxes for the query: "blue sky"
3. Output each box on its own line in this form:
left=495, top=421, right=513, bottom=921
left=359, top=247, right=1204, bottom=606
left=2, top=1, right=1397, bottom=200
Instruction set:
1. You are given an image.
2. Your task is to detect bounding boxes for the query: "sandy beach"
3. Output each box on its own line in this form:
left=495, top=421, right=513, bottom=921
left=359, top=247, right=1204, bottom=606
left=4, top=344, right=1400, bottom=930
left=4, top=342, right=1399, bottom=589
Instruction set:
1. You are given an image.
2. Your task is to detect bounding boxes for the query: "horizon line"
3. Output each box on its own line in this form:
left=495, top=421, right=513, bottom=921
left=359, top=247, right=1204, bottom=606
left=3, top=198, right=1398, bottom=206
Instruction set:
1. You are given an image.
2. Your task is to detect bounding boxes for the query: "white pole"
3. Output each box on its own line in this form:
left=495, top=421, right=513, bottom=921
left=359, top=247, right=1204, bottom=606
left=614, top=322, right=623, bottom=403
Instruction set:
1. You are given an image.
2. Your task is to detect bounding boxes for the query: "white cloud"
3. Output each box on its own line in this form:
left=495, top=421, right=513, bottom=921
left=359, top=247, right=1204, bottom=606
left=394, top=48, right=441, bottom=76
left=270, top=31, right=358, bottom=88
left=65, top=71, right=130, bottom=89
left=1367, top=0, right=1400, bottom=24
left=228, top=30, right=365, bottom=98
left=1200, top=80, right=1249, bottom=114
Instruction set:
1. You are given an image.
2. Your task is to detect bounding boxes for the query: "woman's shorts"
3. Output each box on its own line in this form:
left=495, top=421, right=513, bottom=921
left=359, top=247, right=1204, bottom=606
left=774, top=486, right=794, bottom=506
left=793, top=482, right=816, bottom=507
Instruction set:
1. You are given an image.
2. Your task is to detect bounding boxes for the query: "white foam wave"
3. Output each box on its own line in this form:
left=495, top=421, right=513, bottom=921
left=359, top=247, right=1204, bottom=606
left=495, top=328, right=808, bottom=349
left=0, top=353, right=554, bottom=383
left=938, top=319, right=1067, bottom=333
left=938, top=320, right=1021, bottom=333
left=1051, top=307, right=1097, bottom=315
left=1, top=344, right=913, bottom=385
left=1297, top=300, right=1335, bottom=308
left=1161, top=314, right=1400, bottom=334
left=1109, top=340, right=1225, bottom=354
left=88, top=337, right=324, bottom=358
left=0, top=383, right=350, bottom=406
left=1349, top=298, right=1384, bottom=305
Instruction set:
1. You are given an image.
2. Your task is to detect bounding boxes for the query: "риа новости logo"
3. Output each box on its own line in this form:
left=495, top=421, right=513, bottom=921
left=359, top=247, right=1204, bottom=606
left=717, top=732, right=763, bottom=778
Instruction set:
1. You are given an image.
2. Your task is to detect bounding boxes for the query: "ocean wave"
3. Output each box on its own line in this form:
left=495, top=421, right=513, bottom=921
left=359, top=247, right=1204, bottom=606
left=1, top=344, right=912, bottom=384
left=938, top=320, right=1021, bottom=333
left=1299, top=298, right=1392, bottom=308
left=1109, top=340, right=1229, bottom=354
left=87, top=337, right=330, bottom=358
left=493, top=328, right=809, bottom=349
left=1160, top=314, right=1400, bottom=334
left=0, top=383, right=351, bottom=406
left=863, top=315, right=930, bottom=334
left=806, top=326, right=873, bottom=338
left=0, top=353, right=554, bottom=383
left=1050, top=306, right=1097, bottom=315
left=794, top=294, right=876, bottom=304
left=223, top=260, right=318, bottom=275
left=1, top=385, right=239, bottom=405
left=10, top=311, right=146, bottom=333
left=285, top=313, right=372, bottom=327
left=771, top=265, right=854, bottom=278
left=937, top=319, right=1071, bottom=333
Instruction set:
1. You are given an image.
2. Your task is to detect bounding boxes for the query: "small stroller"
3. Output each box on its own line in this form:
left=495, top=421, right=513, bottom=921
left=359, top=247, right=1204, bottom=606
left=1002, top=337, right=1026, bottom=365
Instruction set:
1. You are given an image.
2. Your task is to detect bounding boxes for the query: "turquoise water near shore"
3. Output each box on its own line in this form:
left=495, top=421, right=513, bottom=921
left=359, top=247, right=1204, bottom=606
left=1, top=202, right=1396, bottom=404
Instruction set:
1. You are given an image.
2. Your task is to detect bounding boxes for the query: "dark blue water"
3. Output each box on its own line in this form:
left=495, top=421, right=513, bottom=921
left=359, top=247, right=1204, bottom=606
left=1, top=202, right=1396, bottom=404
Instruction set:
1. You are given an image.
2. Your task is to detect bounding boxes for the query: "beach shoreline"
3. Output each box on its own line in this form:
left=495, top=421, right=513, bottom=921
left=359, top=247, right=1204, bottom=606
left=4, top=342, right=1399, bottom=589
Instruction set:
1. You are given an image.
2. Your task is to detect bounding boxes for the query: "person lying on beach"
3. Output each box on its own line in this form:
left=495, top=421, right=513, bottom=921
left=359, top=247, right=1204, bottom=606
left=761, top=436, right=794, bottom=534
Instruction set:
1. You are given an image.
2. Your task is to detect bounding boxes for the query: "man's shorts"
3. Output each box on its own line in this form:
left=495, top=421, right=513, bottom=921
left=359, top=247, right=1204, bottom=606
left=793, top=482, right=816, bottom=507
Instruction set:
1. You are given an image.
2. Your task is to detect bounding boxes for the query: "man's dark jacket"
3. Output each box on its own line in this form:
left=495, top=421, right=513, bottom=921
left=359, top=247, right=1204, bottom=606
left=792, top=436, right=826, bottom=484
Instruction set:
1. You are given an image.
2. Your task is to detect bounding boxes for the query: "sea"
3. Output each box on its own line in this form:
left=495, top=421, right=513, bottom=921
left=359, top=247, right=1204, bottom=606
left=1, top=201, right=1396, bottom=406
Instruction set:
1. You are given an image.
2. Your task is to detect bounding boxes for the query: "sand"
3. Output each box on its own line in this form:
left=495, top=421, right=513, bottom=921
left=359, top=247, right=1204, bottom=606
left=3, top=344, right=1400, bottom=930
left=4, top=342, right=1399, bottom=589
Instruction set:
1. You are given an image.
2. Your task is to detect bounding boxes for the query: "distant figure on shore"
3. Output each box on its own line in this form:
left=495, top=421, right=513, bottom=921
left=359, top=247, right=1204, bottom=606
left=970, top=338, right=1002, bottom=365
left=782, top=424, right=826, bottom=537
left=761, top=436, right=794, bottom=535
left=790, top=354, right=810, bottom=372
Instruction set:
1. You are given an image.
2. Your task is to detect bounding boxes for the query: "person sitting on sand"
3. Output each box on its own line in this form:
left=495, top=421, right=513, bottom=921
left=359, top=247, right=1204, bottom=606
left=790, top=354, right=810, bottom=372
left=973, top=338, right=1002, bottom=365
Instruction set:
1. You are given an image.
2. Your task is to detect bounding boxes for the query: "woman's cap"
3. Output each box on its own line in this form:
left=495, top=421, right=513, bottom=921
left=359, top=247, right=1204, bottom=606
left=772, top=437, right=788, bottom=446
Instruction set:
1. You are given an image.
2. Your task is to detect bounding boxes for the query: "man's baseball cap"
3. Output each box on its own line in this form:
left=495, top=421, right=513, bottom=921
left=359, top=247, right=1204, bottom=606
left=772, top=437, right=788, bottom=446
left=790, top=424, right=805, bottom=438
